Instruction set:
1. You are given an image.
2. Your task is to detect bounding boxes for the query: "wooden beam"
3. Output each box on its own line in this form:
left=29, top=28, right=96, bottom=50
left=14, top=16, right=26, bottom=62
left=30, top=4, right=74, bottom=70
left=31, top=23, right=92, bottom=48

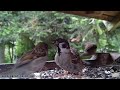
left=60, top=11, right=114, bottom=21
left=103, top=20, right=113, bottom=31
left=60, top=11, right=120, bottom=32
left=108, top=12, right=120, bottom=32
left=110, top=21, right=120, bottom=32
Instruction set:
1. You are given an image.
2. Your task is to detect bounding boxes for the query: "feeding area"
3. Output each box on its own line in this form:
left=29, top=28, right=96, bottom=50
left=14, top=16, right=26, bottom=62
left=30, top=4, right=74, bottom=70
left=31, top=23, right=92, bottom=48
left=0, top=11, right=120, bottom=79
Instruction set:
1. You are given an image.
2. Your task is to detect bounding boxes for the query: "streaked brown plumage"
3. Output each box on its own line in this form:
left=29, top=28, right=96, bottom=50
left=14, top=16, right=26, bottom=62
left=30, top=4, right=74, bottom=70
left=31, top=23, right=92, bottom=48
left=81, top=42, right=114, bottom=67
left=84, top=42, right=97, bottom=55
left=54, top=38, right=84, bottom=77
left=15, top=42, right=48, bottom=68
left=0, top=42, right=48, bottom=78
left=81, top=42, right=98, bottom=66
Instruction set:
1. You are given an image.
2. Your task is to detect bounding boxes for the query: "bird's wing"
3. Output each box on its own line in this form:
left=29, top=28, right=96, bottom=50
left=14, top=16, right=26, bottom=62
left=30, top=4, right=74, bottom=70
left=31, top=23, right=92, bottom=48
left=14, top=49, right=38, bottom=68
left=14, top=59, right=33, bottom=68
left=15, top=53, right=48, bottom=68
left=70, top=47, right=81, bottom=64
left=16, top=50, right=34, bottom=63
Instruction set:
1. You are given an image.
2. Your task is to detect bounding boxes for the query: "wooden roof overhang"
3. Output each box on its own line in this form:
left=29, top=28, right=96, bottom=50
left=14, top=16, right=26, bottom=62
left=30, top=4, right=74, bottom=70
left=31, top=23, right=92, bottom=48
left=60, top=11, right=120, bottom=32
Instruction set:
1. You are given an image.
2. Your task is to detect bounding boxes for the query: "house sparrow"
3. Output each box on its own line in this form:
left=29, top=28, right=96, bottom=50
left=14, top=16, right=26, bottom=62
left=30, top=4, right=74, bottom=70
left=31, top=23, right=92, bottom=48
left=83, top=42, right=97, bottom=55
left=54, top=38, right=84, bottom=78
left=15, top=42, right=48, bottom=68
left=0, top=42, right=48, bottom=78
left=81, top=42, right=114, bottom=67
left=80, top=42, right=97, bottom=66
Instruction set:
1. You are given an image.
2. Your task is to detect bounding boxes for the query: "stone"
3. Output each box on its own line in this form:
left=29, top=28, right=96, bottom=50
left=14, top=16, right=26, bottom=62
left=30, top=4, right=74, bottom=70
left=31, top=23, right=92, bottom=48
left=112, top=73, right=120, bottom=78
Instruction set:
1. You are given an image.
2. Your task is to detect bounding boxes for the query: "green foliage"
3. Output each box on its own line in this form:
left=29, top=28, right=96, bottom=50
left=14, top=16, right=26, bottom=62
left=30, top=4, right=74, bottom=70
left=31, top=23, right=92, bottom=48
left=5, top=48, right=11, bottom=63
left=15, top=33, right=35, bottom=58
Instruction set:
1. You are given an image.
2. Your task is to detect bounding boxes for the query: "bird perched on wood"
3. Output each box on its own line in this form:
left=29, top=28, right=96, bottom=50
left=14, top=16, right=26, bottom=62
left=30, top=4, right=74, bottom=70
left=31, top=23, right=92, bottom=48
left=15, top=42, right=48, bottom=68
left=83, top=42, right=97, bottom=56
left=0, top=42, right=48, bottom=78
left=80, top=42, right=98, bottom=66
left=53, top=38, right=84, bottom=78
left=81, top=42, right=114, bottom=67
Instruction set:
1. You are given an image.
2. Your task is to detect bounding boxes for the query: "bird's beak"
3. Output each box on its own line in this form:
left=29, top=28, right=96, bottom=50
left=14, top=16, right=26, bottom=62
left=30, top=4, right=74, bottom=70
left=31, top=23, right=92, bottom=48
left=55, top=41, right=59, bottom=46
left=52, top=40, right=58, bottom=46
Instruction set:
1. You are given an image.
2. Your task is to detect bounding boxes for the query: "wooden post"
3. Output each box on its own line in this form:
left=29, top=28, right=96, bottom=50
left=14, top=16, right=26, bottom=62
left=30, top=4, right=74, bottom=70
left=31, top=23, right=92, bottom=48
left=106, top=12, right=120, bottom=32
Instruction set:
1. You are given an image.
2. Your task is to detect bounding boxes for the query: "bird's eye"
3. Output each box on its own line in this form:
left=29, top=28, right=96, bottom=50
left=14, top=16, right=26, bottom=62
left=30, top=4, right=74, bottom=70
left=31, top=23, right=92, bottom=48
left=62, top=43, right=67, bottom=48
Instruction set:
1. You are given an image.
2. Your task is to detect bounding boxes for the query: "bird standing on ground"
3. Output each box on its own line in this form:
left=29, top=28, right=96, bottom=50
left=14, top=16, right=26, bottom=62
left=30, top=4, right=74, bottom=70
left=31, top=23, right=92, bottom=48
left=0, top=42, right=48, bottom=78
left=54, top=38, right=84, bottom=78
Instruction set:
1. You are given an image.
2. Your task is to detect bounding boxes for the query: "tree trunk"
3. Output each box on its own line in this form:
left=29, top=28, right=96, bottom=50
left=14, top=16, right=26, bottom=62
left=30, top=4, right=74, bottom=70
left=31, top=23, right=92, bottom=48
left=0, top=43, right=5, bottom=63
left=8, top=45, right=12, bottom=63
left=11, top=44, right=14, bottom=63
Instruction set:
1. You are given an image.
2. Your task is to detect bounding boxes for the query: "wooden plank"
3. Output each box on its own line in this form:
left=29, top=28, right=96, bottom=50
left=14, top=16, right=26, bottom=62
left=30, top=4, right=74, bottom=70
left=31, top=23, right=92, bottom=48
left=108, top=12, right=120, bottom=32
left=109, top=21, right=120, bottom=32
left=110, top=53, right=120, bottom=61
left=101, top=11, right=119, bottom=16
left=61, top=11, right=120, bottom=32
left=61, top=11, right=114, bottom=21
left=0, top=61, right=60, bottom=73
left=103, top=20, right=114, bottom=31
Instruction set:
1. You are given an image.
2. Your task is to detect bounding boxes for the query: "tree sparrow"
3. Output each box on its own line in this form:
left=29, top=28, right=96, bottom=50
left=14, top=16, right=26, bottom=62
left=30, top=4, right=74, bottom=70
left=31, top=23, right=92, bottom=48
left=54, top=38, right=84, bottom=78
left=0, top=42, right=48, bottom=78
left=81, top=42, right=97, bottom=65
left=81, top=42, right=114, bottom=67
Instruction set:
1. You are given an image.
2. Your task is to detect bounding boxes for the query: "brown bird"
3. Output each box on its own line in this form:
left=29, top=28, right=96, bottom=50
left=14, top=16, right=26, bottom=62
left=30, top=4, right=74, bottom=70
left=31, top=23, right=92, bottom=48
left=84, top=42, right=97, bottom=56
left=81, top=42, right=114, bottom=67
left=0, top=42, right=48, bottom=78
left=80, top=42, right=98, bottom=66
left=15, top=42, right=48, bottom=68
left=54, top=38, right=84, bottom=78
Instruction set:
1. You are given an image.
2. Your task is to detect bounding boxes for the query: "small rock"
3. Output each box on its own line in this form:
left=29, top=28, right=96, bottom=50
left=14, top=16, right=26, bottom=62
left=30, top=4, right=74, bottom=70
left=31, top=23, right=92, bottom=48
left=110, top=69, right=114, bottom=73
left=112, top=73, right=120, bottom=78
left=82, top=68, right=88, bottom=73
left=105, top=71, right=111, bottom=74
left=111, top=66, right=119, bottom=72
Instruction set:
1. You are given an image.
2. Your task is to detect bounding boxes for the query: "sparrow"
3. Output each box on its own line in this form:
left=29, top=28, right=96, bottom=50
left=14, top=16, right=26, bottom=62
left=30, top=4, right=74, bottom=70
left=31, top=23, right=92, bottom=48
left=81, top=42, right=114, bottom=67
left=15, top=42, right=48, bottom=68
left=0, top=42, right=48, bottom=78
left=83, top=42, right=97, bottom=56
left=54, top=38, right=84, bottom=78
left=80, top=42, right=98, bottom=66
